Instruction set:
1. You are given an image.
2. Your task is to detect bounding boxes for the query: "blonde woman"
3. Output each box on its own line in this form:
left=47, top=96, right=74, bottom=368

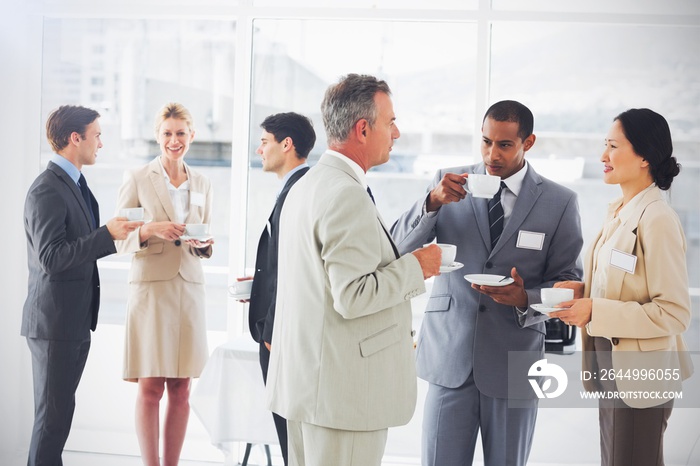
left=116, top=103, right=213, bottom=466
left=551, top=108, right=693, bottom=466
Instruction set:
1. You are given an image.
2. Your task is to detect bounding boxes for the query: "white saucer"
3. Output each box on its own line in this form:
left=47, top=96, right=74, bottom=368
left=440, top=261, right=464, bottom=273
left=228, top=288, right=251, bottom=300
left=181, top=235, right=213, bottom=242
left=531, top=303, right=569, bottom=315
left=464, top=274, right=514, bottom=287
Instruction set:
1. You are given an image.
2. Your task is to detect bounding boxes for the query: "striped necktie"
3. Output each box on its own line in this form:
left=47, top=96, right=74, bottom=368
left=488, top=181, right=507, bottom=249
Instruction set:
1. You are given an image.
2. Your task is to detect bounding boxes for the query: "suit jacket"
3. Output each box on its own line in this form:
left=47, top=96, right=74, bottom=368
left=391, top=162, right=584, bottom=399
left=249, top=166, right=309, bottom=344
left=581, top=185, right=693, bottom=408
left=22, top=161, right=117, bottom=340
left=266, top=152, right=426, bottom=431
left=115, top=157, right=212, bottom=283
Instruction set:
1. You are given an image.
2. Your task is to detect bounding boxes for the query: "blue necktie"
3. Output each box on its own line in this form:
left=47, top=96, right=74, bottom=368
left=488, top=182, right=507, bottom=249
left=78, top=173, right=96, bottom=228
left=367, top=186, right=375, bottom=204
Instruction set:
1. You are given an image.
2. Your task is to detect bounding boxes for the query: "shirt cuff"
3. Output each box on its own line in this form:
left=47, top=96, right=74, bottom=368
left=422, top=194, right=438, bottom=218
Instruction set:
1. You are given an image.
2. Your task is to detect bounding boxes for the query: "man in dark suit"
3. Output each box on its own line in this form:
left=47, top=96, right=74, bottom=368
left=22, top=105, right=141, bottom=466
left=237, top=112, right=316, bottom=465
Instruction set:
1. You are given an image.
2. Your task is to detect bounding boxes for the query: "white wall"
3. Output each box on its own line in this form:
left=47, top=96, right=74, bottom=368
left=0, top=1, right=43, bottom=464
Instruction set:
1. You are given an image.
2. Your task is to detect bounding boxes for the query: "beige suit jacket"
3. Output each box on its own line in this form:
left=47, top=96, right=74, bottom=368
left=266, top=152, right=426, bottom=431
left=582, top=186, right=693, bottom=408
left=115, top=158, right=212, bottom=284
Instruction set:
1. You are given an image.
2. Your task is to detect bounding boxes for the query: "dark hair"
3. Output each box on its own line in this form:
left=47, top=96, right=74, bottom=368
left=321, top=73, right=391, bottom=146
left=46, top=105, right=101, bottom=153
left=261, top=112, right=317, bottom=159
left=615, top=108, right=680, bottom=190
left=483, top=100, right=534, bottom=141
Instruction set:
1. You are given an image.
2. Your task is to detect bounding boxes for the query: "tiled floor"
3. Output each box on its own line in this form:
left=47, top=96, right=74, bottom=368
left=0, top=450, right=604, bottom=466
left=58, top=451, right=600, bottom=466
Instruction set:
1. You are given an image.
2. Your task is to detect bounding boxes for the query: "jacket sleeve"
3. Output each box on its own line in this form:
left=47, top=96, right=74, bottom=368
left=520, top=190, right=584, bottom=327
left=321, top=184, right=426, bottom=320
left=26, top=180, right=115, bottom=275
left=114, top=169, right=146, bottom=255
left=390, top=169, right=442, bottom=254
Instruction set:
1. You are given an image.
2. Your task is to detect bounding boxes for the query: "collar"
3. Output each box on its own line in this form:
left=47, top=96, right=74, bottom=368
left=500, top=161, right=529, bottom=196
left=610, top=183, right=657, bottom=224
left=157, top=156, right=190, bottom=189
left=51, top=153, right=81, bottom=185
left=281, top=162, right=309, bottom=188
left=325, top=149, right=367, bottom=188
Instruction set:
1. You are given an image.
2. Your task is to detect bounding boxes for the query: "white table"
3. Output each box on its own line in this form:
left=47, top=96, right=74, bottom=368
left=191, top=336, right=278, bottom=465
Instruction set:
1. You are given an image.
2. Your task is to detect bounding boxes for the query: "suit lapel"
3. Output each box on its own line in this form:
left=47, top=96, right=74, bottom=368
left=467, top=164, right=508, bottom=252
left=267, top=166, right=310, bottom=238
left=183, top=163, right=200, bottom=224
left=470, top=193, right=491, bottom=251
left=147, top=158, right=178, bottom=222
left=48, top=162, right=95, bottom=230
left=320, top=153, right=400, bottom=258
left=490, top=165, right=542, bottom=256
left=603, top=187, right=661, bottom=300
left=605, top=229, right=637, bottom=300
left=583, top=229, right=602, bottom=299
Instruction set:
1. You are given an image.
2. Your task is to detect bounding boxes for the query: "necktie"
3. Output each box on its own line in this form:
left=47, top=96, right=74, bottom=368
left=488, top=181, right=507, bottom=249
left=366, top=186, right=376, bottom=204
left=78, top=173, right=96, bottom=228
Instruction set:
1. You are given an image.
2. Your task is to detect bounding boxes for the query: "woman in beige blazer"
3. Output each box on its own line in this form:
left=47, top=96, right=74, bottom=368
left=115, top=103, right=213, bottom=466
left=552, top=108, right=692, bottom=466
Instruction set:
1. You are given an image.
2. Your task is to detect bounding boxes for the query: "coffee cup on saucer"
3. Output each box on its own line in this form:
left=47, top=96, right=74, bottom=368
left=540, top=287, right=574, bottom=307
left=436, top=243, right=457, bottom=266
left=185, top=223, right=210, bottom=237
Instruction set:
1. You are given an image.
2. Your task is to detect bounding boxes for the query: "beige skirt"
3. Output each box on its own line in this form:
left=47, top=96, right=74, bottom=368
left=123, top=274, right=208, bottom=382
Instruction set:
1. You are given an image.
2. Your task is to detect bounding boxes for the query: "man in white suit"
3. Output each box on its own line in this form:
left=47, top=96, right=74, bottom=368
left=266, top=74, right=442, bottom=466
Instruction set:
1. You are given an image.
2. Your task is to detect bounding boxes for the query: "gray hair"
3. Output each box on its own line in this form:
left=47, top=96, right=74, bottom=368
left=321, top=74, right=391, bottom=146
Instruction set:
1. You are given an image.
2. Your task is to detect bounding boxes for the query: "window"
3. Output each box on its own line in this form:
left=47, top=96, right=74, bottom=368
left=490, top=21, right=700, bottom=350
left=247, top=19, right=478, bottom=268
left=41, top=18, right=237, bottom=331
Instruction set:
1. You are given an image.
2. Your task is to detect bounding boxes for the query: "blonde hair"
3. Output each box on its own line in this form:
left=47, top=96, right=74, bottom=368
left=154, top=102, right=194, bottom=137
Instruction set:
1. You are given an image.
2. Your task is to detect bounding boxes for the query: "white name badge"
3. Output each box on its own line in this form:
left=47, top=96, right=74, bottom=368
left=190, top=192, right=205, bottom=207
left=610, top=248, right=637, bottom=274
left=516, top=230, right=545, bottom=250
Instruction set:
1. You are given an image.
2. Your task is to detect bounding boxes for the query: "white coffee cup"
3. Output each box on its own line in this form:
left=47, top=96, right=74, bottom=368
left=467, top=174, right=501, bottom=199
left=185, top=223, right=210, bottom=237
left=230, top=279, right=253, bottom=295
left=541, top=287, right=574, bottom=307
left=436, top=243, right=457, bottom=266
left=119, top=207, right=145, bottom=221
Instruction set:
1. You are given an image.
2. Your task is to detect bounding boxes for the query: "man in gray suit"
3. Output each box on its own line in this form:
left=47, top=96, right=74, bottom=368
left=391, top=100, right=584, bottom=466
left=22, top=105, right=141, bottom=466
left=266, top=74, right=442, bottom=466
